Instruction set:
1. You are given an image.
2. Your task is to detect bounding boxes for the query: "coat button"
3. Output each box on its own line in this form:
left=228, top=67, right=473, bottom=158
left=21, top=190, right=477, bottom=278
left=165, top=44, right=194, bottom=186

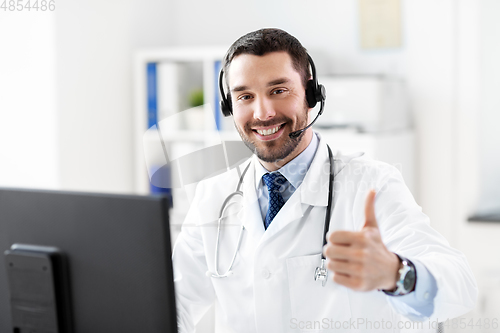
left=261, top=269, right=271, bottom=279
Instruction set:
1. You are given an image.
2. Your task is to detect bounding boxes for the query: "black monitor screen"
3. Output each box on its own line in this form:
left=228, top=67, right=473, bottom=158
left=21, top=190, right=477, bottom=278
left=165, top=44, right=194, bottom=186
left=0, top=187, right=177, bottom=333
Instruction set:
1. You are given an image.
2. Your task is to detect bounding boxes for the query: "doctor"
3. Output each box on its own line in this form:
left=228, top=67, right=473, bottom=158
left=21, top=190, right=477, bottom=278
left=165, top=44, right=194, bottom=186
left=172, top=28, right=477, bottom=333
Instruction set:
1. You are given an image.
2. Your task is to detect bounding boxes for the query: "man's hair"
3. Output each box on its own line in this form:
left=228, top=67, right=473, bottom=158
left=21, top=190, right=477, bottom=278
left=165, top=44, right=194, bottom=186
left=222, top=28, right=311, bottom=90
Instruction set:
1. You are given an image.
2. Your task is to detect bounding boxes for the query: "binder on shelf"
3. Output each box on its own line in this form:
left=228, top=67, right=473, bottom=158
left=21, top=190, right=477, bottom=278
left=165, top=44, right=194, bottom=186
left=147, top=62, right=173, bottom=205
left=147, top=63, right=158, bottom=129
left=214, top=60, right=222, bottom=131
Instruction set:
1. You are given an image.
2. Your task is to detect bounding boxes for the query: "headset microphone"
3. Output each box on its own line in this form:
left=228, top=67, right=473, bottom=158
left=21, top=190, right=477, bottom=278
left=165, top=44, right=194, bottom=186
left=289, top=97, right=325, bottom=139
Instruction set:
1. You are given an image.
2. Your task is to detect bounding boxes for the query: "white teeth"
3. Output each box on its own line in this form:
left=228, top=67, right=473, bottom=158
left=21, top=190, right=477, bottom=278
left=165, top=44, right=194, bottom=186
left=257, top=125, right=281, bottom=136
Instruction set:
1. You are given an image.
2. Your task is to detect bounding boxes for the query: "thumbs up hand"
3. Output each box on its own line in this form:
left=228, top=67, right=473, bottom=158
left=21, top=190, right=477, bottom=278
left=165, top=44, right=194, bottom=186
left=323, top=190, right=401, bottom=291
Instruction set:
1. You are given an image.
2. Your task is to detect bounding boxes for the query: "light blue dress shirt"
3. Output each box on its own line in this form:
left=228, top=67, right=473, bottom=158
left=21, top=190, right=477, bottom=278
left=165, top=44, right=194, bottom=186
left=254, top=132, right=438, bottom=318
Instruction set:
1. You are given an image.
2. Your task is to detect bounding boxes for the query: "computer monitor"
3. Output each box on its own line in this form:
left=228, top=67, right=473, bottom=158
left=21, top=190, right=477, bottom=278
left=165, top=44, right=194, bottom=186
left=0, top=187, right=177, bottom=333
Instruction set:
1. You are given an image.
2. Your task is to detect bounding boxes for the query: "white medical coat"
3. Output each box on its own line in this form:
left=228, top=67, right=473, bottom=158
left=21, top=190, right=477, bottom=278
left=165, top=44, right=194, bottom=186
left=172, top=136, right=477, bottom=333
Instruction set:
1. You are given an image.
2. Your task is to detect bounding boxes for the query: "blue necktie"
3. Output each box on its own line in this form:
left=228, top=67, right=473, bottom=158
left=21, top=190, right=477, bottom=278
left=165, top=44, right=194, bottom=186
left=262, top=172, right=287, bottom=229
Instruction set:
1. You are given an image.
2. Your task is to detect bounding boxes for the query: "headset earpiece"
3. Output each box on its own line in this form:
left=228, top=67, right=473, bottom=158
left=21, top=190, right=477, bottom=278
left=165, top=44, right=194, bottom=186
left=305, top=80, right=326, bottom=109
left=220, top=97, right=232, bottom=117
left=226, top=93, right=232, bottom=114
left=219, top=69, right=233, bottom=117
left=305, top=80, right=318, bottom=108
left=305, top=54, right=326, bottom=109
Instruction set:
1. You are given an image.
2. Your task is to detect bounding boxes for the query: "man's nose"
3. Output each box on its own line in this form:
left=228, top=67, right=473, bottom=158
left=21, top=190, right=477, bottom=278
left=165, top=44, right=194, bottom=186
left=253, top=96, right=275, bottom=121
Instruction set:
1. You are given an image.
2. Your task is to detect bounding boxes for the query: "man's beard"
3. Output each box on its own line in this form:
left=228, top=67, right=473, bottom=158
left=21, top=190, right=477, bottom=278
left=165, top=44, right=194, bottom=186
left=235, top=106, right=309, bottom=163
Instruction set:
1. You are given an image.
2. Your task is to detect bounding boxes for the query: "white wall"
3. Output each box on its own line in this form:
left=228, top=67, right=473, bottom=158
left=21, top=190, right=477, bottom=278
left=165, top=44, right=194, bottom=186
left=170, top=1, right=404, bottom=76
left=455, top=0, right=500, bottom=323
left=0, top=11, right=58, bottom=189
left=477, top=0, right=500, bottom=213
left=55, top=0, right=134, bottom=193
left=55, top=0, right=175, bottom=194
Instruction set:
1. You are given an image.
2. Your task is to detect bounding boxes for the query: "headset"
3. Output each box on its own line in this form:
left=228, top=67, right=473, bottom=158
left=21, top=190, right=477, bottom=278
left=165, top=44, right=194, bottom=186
left=218, top=54, right=326, bottom=138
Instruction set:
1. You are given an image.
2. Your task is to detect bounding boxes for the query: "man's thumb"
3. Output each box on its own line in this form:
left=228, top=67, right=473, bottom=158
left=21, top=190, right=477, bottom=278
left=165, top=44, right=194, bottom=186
left=363, top=189, right=378, bottom=229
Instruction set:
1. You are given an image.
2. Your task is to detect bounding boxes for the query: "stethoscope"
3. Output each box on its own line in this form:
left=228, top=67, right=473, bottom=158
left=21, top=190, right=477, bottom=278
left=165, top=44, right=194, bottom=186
left=207, top=145, right=335, bottom=287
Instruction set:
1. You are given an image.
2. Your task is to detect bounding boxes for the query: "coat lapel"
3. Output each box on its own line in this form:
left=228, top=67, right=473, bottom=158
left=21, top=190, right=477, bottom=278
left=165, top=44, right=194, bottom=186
left=237, top=156, right=265, bottom=241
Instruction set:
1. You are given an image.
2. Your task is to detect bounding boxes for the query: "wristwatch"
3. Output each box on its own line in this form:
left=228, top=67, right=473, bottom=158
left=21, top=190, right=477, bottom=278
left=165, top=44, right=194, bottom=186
left=382, top=254, right=416, bottom=296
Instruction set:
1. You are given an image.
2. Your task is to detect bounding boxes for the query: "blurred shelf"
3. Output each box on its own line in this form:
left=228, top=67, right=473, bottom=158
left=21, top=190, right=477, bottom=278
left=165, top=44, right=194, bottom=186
left=134, top=46, right=231, bottom=194
left=468, top=212, right=500, bottom=223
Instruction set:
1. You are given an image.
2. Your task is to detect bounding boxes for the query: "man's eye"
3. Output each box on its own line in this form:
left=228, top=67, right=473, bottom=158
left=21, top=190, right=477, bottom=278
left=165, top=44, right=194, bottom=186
left=239, top=95, right=252, bottom=101
left=272, top=89, right=285, bottom=95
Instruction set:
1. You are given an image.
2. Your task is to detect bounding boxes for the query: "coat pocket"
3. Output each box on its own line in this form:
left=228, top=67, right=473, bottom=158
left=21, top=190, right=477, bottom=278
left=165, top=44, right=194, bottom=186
left=286, top=253, right=352, bottom=331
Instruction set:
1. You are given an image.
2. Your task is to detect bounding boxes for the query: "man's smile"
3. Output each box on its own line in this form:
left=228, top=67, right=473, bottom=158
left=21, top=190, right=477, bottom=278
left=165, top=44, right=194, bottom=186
left=252, top=123, right=286, bottom=141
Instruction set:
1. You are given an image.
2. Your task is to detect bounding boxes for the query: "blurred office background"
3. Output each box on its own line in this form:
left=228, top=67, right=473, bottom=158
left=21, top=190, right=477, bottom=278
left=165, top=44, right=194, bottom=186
left=1, top=0, right=499, bottom=331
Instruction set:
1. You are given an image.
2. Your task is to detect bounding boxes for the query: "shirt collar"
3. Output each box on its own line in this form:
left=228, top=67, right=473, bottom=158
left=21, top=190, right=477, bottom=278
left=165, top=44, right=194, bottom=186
left=254, top=132, right=319, bottom=191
